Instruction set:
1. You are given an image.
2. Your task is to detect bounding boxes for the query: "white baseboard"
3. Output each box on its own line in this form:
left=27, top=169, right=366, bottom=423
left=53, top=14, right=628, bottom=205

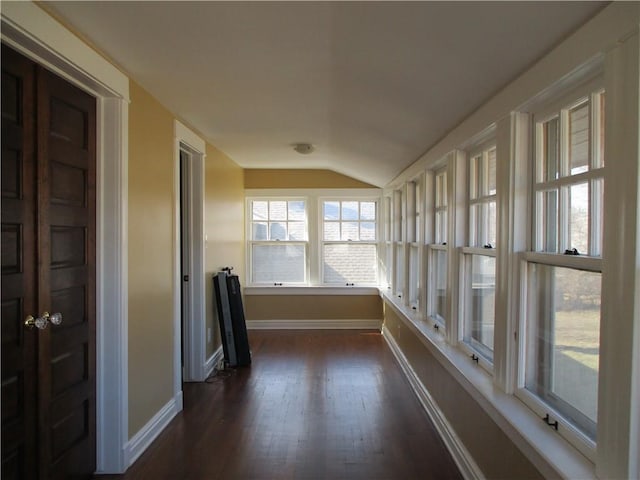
left=246, top=319, right=382, bottom=330
left=204, top=345, right=224, bottom=378
left=382, top=326, right=484, bottom=480
left=124, top=394, right=181, bottom=468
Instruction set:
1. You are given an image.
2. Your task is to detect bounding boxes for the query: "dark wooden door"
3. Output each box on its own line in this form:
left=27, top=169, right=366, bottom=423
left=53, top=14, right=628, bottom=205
left=1, top=44, right=97, bottom=480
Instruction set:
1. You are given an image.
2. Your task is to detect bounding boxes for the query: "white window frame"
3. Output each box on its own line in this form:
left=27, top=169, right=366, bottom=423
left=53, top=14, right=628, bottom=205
left=517, top=79, right=605, bottom=461
left=245, top=189, right=382, bottom=289
left=427, top=167, right=449, bottom=330
left=319, top=198, right=379, bottom=286
left=459, top=139, right=498, bottom=369
left=246, top=197, right=309, bottom=286
left=407, top=174, right=424, bottom=311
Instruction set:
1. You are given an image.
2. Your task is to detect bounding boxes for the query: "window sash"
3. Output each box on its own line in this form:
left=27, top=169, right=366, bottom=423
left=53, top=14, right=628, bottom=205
left=461, top=252, right=496, bottom=363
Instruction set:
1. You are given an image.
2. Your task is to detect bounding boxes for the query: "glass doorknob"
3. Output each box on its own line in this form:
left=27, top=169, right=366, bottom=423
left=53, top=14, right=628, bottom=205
left=45, top=312, right=63, bottom=325
left=24, top=314, right=48, bottom=330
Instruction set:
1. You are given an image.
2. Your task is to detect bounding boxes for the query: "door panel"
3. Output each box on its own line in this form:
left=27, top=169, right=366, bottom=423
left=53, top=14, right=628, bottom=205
left=39, top=67, right=96, bottom=480
left=1, top=45, right=96, bottom=480
left=1, top=44, right=38, bottom=480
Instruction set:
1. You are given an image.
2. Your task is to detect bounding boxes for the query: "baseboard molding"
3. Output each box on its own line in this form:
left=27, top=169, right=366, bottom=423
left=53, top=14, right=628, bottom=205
left=246, top=319, right=382, bottom=330
left=124, top=394, right=181, bottom=468
left=204, top=345, right=224, bottom=378
left=382, top=326, right=484, bottom=480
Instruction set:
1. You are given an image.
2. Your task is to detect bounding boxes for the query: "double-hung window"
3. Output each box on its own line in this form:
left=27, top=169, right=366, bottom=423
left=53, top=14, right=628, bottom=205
left=520, top=86, right=605, bottom=453
left=249, top=199, right=308, bottom=285
left=407, top=177, right=423, bottom=310
left=321, top=200, right=378, bottom=285
left=427, top=168, right=448, bottom=327
left=461, top=144, right=497, bottom=363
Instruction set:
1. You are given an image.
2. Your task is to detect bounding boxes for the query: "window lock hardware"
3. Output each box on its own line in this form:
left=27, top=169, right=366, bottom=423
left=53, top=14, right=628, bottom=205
left=412, top=306, right=417, bottom=310
left=273, top=282, right=283, bottom=286
left=442, top=242, right=447, bottom=246
left=471, top=354, right=479, bottom=364
left=542, top=414, right=558, bottom=430
left=345, top=282, right=355, bottom=287
left=434, top=324, right=440, bottom=331
left=483, top=244, right=493, bottom=249
left=564, top=248, right=579, bottom=255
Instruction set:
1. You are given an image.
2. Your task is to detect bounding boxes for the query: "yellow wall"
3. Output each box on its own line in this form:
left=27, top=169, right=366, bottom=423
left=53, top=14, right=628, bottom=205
left=245, top=295, right=382, bottom=321
left=383, top=303, right=543, bottom=479
left=204, top=144, right=245, bottom=357
left=127, top=81, right=176, bottom=436
left=245, top=169, right=375, bottom=189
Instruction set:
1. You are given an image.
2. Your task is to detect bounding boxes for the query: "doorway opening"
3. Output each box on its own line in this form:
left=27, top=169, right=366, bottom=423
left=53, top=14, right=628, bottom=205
left=173, top=122, right=207, bottom=400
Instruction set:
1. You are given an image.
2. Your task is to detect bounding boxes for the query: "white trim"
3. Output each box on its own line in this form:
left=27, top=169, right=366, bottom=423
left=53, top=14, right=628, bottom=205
left=1, top=2, right=130, bottom=474
left=124, top=394, right=181, bottom=468
left=204, top=346, right=225, bottom=378
left=0, top=2, right=129, bottom=100
left=383, top=293, right=595, bottom=480
left=244, top=286, right=380, bottom=296
left=521, top=251, right=602, bottom=272
left=382, top=326, right=484, bottom=480
left=174, top=121, right=207, bottom=383
left=245, top=188, right=381, bottom=197
left=246, top=319, right=382, bottom=330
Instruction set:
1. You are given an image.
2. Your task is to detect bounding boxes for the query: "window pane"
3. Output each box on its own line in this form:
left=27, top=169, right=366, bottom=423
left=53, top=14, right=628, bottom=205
left=536, top=189, right=558, bottom=252
left=433, top=250, right=447, bottom=322
left=569, top=182, right=589, bottom=254
left=324, top=222, right=340, bottom=241
left=252, top=244, right=305, bottom=283
left=288, top=201, right=305, bottom=221
left=288, top=222, right=306, bottom=241
left=252, top=201, right=268, bottom=221
left=341, top=222, right=359, bottom=241
left=464, top=255, right=495, bottom=361
left=360, top=222, right=376, bottom=241
left=323, top=243, right=377, bottom=284
left=525, top=264, right=600, bottom=440
left=469, top=204, right=479, bottom=247
left=436, top=210, right=447, bottom=244
left=540, top=117, right=560, bottom=182
left=361, top=201, right=376, bottom=221
left=269, top=201, right=287, bottom=221
left=324, top=201, right=340, bottom=221
left=569, top=103, right=589, bottom=175
left=342, top=201, right=359, bottom=221
left=395, top=245, right=405, bottom=295
left=409, top=247, right=420, bottom=307
left=252, top=222, right=268, bottom=241
left=487, top=148, right=497, bottom=196
left=269, top=222, right=287, bottom=240
left=488, top=201, right=497, bottom=248
left=596, top=93, right=605, bottom=168
left=436, top=173, right=447, bottom=207
left=470, top=155, right=481, bottom=200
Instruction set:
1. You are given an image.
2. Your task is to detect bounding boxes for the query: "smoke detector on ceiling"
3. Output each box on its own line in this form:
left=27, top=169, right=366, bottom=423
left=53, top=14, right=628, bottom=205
left=293, top=143, right=314, bottom=155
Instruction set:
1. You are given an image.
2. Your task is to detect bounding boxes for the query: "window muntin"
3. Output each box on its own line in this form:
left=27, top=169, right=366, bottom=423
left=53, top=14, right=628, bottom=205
left=322, top=200, right=378, bottom=285
left=524, top=263, right=600, bottom=441
left=534, top=91, right=605, bottom=257
left=249, top=199, right=308, bottom=284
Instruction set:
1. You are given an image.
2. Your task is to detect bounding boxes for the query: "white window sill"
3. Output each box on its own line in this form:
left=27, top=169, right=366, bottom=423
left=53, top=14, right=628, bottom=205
left=244, top=286, right=381, bottom=296
left=381, top=291, right=596, bottom=480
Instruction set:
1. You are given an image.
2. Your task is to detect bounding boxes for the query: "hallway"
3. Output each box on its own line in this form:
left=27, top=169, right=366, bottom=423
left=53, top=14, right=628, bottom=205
left=100, top=330, right=462, bottom=479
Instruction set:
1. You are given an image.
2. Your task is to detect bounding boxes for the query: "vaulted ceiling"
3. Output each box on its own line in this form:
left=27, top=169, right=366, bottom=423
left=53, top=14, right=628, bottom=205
left=46, top=1, right=606, bottom=187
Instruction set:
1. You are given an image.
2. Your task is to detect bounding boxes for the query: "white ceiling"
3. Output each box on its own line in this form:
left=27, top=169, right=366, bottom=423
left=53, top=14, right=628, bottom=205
left=47, top=1, right=606, bottom=187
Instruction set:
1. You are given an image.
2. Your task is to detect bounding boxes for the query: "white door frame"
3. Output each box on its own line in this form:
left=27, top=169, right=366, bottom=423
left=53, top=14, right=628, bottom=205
left=174, top=121, right=207, bottom=387
left=1, top=2, right=130, bottom=473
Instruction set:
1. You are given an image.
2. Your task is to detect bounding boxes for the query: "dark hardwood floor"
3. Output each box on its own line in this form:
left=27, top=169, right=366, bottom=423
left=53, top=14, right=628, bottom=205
left=99, top=330, right=462, bottom=479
